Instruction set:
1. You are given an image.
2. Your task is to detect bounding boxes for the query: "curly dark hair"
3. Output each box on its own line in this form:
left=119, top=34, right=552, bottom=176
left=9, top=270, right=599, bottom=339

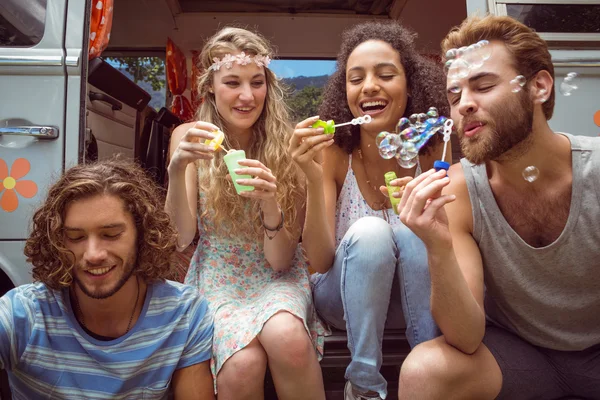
left=319, top=20, right=449, bottom=154
left=24, top=159, right=178, bottom=290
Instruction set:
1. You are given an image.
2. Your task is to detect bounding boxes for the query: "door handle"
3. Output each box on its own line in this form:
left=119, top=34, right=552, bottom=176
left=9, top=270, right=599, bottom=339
left=0, top=126, right=59, bottom=139
left=89, top=91, right=123, bottom=111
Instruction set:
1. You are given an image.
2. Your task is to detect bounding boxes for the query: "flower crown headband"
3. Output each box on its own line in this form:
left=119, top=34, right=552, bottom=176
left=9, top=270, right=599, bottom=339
left=208, top=52, right=272, bottom=72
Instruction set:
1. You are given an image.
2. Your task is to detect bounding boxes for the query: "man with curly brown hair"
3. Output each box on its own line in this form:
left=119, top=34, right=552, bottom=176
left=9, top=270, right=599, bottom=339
left=0, top=159, right=214, bottom=399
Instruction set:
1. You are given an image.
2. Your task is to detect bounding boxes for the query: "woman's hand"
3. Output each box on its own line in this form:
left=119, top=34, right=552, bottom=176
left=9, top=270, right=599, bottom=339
left=288, top=115, right=335, bottom=182
left=168, top=121, right=220, bottom=174
left=234, top=159, right=279, bottom=212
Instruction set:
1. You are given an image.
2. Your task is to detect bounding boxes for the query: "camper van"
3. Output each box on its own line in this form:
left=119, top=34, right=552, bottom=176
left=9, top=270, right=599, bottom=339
left=1, top=0, right=598, bottom=398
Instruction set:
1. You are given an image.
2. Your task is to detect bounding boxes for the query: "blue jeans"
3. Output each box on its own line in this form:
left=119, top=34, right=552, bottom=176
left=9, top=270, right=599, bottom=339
left=311, top=216, right=439, bottom=398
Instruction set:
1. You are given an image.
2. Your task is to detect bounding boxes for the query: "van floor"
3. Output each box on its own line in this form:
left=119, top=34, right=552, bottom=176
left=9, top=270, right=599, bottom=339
left=264, top=366, right=401, bottom=400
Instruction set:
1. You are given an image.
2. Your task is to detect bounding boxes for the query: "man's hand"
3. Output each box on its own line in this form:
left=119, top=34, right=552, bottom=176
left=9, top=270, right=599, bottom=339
left=397, top=168, right=456, bottom=250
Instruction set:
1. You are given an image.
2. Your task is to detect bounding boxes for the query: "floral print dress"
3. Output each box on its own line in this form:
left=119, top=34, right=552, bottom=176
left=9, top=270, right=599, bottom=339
left=185, top=206, right=327, bottom=379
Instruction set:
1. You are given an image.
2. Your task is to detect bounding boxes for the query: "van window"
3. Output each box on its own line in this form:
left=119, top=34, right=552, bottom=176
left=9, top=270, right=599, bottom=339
left=105, top=56, right=167, bottom=111
left=271, top=59, right=335, bottom=121
left=507, top=3, right=600, bottom=34
left=490, top=0, right=600, bottom=45
left=0, top=0, right=47, bottom=47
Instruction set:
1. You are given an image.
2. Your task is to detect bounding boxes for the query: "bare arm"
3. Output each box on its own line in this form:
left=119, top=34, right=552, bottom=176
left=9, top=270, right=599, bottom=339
left=261, top=191, right=305, bottom=272
left=288, top=116, right=338, bottom=273
left=165, top=122, right=218, bottom=250
left=171, top=360, right=215, bottom=400
left=234, top=159, right=299, bottom=271
left=398, top=166, right=485, bottom=354
left=429, top=166, right=485, bottom=353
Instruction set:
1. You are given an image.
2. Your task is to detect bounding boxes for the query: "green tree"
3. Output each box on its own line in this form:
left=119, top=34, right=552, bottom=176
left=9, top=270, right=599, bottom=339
left=105, top=56, right=166, bottom=92
left=287, top=86, right=324, bottom=123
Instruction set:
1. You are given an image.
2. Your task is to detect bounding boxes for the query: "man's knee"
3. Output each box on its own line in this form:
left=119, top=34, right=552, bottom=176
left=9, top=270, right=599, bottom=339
left=400, top=339, right=455, bottom=388
left=399, top=338, right=502, bottom=400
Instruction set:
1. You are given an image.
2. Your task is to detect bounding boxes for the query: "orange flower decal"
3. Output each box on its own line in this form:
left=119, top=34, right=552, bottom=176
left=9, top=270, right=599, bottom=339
left=0, top=158, right=38, bottom=212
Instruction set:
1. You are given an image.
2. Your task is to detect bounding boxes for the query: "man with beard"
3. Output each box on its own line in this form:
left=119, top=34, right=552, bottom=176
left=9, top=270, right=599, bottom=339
left=0, top=160, right=215, bottom=399
left=393, top=15, right=600, bottom=400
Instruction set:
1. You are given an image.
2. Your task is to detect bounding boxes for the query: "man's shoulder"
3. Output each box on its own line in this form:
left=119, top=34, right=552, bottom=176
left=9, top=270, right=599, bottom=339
left=150, top=279, right=197, bottom=297
left=146, top=281, right=212, bottom=337
left=445, top=162, right=475, bottom=233
left=148, top=280, right=207, bottom=312
left=2, top=282, right=56, bottom=307
left=562, top=132, right=600, bottom=152
left=447, top=162, right=469, bottom=201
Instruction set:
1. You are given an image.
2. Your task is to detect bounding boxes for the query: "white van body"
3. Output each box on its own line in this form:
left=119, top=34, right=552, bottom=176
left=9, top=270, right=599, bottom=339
left=0, top=0, right=598, bottom=293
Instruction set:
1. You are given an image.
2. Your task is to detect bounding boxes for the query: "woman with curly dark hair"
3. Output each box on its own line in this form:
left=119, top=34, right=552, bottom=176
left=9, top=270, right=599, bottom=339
left=288, top=20, right=448, bottom=399
left=0, top=159, right=215, bottom=398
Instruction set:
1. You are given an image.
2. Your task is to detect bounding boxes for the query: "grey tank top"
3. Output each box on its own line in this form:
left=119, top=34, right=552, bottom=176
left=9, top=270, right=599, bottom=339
left=461, top=133, right=600, bottom=351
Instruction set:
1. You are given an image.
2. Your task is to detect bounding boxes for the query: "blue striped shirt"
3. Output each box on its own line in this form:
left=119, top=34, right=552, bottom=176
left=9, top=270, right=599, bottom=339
left=0, top=280, right=213, bottom=399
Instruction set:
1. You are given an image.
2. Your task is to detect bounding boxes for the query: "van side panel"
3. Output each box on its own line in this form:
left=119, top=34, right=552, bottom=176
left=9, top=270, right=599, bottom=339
left=0, top=0, right=68, bottom=288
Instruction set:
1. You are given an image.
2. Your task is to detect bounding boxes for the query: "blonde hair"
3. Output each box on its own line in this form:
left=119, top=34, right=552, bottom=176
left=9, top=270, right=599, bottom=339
left=194, top=27, right=303, bottom=240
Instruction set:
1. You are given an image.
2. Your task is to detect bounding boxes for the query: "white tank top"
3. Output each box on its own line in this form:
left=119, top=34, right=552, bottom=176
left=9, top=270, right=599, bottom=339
left=334, top=154, right=420, bottom=246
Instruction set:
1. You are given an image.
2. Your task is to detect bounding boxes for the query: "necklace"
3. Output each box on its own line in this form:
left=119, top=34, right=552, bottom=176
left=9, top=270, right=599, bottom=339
left=72, top=275, right=140, bottom=335
left=357, top=148, right=390, bottom=221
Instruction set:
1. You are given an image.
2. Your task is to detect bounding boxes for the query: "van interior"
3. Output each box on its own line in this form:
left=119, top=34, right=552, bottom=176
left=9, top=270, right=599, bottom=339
left=88, top=0, right=467, bottom=183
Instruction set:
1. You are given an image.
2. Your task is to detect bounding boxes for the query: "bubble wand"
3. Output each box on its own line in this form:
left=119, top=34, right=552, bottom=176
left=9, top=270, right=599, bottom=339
left=204, top=129, right=234, bottom=153
left=433, top=119, right=454, bottom=172
left=312, top=115, right=372, bottom=134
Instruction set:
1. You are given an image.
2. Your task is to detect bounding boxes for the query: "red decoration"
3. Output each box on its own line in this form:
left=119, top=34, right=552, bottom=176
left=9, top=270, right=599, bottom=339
left=89, top=0, right=114, bottom=60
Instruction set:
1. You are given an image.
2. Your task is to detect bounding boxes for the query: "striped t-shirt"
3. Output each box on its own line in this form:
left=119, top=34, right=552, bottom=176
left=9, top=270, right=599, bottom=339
left=0, top=280, right=213, bottom=399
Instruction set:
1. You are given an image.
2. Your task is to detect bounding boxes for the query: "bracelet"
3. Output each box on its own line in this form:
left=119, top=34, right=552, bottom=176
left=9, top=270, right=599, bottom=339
left=259, top=208, right=284, bottom=240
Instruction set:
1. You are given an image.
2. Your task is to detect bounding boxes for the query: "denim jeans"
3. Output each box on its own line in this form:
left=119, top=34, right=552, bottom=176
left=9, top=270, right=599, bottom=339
left=311, top=216, right=439, bottom=398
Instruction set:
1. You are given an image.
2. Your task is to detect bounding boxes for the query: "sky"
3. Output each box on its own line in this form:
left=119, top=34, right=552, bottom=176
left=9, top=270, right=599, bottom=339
left=105, top=57, right=337, bottom=79
left=269, top=59, right=336, bottom=78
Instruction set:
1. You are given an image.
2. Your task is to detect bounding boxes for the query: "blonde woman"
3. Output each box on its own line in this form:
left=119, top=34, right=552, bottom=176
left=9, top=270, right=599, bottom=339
left=165, top=27, right=326, bottom=399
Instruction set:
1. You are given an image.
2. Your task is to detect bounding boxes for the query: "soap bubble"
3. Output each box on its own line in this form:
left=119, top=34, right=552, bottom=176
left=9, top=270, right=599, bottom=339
left=376, top=107, right=452, bottom=163
left=445, top=48, right=458, bottom=60
left=397, top=117, right=410, bottom=132
left=378, top=135, right=398, bottom=159
left=477, top=40, right=492, bottom=60
left=427, top=107, right=439, bottom=118
left=400, top=127, right=419, bottom=142
left=444, top=59, right=453, bottom=73
left=463, top=45, right=484, bottom=69
left=398, top=156, right=418, bottom=169
left=397, top=142, right=419, bottom=160
left=449, top=81, right=462, bottom=94
left=510, top=75, right=527, bottom=93
left=376, top=131, right=389, bottom=147
left=522, top=165, right=540, bottom=182
left=559, top=72, right=578, bottom=96
left=447, top=58, right=470, bottom=80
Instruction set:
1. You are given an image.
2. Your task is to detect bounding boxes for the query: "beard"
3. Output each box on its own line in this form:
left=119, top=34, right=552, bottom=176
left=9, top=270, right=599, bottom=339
left=458, top=89, right=534, bottom=165
left=74, top=256, right=137, bottom=300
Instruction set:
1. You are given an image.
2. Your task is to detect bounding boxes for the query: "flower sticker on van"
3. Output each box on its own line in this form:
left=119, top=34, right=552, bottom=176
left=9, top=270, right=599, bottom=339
left=0, top=158, right=38, bottom=212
